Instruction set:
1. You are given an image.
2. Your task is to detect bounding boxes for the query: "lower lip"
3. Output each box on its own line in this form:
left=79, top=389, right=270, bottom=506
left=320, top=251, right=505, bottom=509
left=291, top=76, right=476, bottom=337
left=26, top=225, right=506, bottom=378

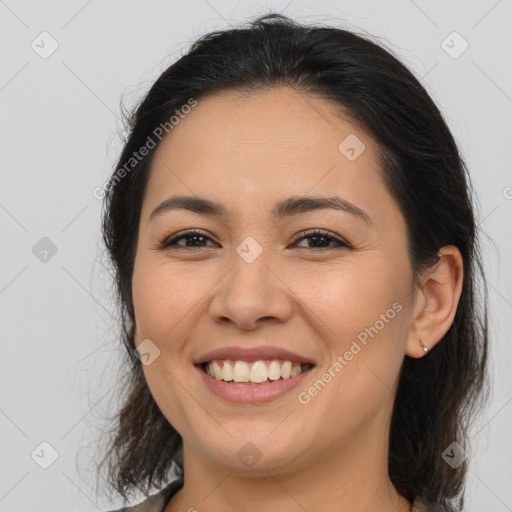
left=196, top=365, right=314, bottom=404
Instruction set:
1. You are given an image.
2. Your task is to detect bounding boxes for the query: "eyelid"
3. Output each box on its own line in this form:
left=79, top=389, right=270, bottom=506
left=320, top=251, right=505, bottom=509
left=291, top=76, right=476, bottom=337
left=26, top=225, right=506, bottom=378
left=158, top=228, right=215, bottom=248
left=158, top=228, right=352, bottom=250
left=291, top=229, right=351, bottom=248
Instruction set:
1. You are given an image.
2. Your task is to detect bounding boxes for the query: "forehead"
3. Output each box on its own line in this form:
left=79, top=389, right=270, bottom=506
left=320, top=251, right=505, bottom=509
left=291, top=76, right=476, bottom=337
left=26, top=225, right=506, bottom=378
left=142, top=87, right=394, bottom=223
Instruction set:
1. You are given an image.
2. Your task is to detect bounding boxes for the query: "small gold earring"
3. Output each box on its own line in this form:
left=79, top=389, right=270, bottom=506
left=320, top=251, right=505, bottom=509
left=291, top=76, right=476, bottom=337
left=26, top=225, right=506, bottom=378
left=419, top=338, right=430, bottom=353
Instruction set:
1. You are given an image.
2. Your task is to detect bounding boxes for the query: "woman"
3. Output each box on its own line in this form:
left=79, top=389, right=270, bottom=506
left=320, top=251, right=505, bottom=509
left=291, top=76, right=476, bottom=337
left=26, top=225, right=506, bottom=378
left=98, top=13, right=489, bottom=512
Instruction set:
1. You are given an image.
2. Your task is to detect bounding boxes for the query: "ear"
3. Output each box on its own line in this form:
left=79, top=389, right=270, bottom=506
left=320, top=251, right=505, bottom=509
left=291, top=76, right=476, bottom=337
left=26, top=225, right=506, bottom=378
left=406, top=245, right=464, bottom=358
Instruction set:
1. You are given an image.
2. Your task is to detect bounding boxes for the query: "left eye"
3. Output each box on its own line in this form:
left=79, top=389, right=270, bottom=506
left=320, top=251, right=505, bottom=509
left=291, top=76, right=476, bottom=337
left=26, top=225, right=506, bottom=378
left=292, top=229, right=350, bottom=250
left=159, top=229, right=350, bottom=250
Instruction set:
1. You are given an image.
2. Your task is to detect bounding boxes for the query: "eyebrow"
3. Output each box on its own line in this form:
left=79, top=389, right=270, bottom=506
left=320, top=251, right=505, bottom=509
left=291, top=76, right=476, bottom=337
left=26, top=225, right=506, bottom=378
left=149, top=195, right=372, bottom=224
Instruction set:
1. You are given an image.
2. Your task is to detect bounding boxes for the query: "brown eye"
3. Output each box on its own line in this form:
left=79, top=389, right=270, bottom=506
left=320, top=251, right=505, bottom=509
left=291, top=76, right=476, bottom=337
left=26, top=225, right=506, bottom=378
left=293, top=229, right=351, bottom=250
left=159, top=230, right=217, bottom=249
left=158, top=229, right=351, bottom=251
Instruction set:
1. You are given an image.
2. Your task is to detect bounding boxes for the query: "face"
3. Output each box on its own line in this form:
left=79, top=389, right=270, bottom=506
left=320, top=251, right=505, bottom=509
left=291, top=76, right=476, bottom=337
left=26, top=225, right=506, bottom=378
left=132, top=87, right=415, bottom=476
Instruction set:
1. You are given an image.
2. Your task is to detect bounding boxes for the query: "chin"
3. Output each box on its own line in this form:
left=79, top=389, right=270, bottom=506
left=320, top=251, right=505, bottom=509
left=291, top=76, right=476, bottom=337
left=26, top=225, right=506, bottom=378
left=196, top=431, right=311, bottom=474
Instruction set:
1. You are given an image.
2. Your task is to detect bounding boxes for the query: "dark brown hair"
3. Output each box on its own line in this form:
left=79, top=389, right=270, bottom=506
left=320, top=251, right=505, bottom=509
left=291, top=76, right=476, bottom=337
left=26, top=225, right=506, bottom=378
left=97, top=13, right=489, bottom=510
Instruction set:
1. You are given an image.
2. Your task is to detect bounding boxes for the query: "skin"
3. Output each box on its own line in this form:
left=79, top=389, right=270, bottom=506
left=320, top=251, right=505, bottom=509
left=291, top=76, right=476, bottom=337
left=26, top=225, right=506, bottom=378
left=131, top=87, right=463, bottom=512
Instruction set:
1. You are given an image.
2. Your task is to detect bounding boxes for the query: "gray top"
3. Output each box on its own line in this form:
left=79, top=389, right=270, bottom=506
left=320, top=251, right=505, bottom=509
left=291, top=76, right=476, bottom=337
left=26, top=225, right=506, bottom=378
left=107, top=478, right=441, bottom=512
left=107, top=478, right=183, bottom=512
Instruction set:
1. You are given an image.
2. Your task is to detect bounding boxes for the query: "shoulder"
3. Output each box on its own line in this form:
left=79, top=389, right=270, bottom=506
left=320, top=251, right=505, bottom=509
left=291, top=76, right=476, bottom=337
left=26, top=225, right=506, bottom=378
left=106, top=478, right=184, bottom=512
left=411, top=499, right=461, bottom=512
left=411, top=499, right=428, bottom=512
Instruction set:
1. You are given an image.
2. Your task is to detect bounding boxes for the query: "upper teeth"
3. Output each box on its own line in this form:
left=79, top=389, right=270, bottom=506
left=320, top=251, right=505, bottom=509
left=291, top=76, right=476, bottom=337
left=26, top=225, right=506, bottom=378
left=205, top=359, right=309, bottom=383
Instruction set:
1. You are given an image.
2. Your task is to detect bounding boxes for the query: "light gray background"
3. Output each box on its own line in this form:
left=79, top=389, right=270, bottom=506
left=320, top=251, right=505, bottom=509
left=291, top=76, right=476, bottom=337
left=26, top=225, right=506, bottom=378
left=0, top=1, right=511, bottom=510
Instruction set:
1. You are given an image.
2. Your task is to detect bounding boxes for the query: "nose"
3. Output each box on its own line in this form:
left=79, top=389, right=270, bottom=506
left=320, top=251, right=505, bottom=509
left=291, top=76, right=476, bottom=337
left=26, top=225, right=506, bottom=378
left=208, top=252, right=293, bottom=331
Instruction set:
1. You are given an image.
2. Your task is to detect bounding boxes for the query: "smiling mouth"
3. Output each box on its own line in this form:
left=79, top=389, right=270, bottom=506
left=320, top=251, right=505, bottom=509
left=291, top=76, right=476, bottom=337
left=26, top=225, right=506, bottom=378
left=199, top=359, right=315, bottom=385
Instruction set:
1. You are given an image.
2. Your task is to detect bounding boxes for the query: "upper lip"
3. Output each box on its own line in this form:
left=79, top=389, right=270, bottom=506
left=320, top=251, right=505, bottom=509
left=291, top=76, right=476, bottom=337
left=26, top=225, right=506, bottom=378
left=194, top=346, right=317, bottom=366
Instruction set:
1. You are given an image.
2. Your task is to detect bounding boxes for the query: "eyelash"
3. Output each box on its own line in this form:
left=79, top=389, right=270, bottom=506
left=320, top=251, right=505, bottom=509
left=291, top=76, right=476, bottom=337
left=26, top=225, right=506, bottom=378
left=158, top=229, right=351, bottom=251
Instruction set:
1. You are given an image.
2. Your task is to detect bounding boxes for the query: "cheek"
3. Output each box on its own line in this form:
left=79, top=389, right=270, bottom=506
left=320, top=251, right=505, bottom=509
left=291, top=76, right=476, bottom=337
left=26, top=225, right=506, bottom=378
left=292, top=259, right=408, bottom=401
left=291, top=257, right=405, bottom=334
left=132, top=260, right=204, bottom=435
left=132, top=258, right=206, bottom=340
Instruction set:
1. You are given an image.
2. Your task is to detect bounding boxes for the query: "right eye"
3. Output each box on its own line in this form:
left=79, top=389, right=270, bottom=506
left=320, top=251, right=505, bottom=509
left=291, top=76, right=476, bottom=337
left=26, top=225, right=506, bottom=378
left=158, top=230, right=218, bottom=249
